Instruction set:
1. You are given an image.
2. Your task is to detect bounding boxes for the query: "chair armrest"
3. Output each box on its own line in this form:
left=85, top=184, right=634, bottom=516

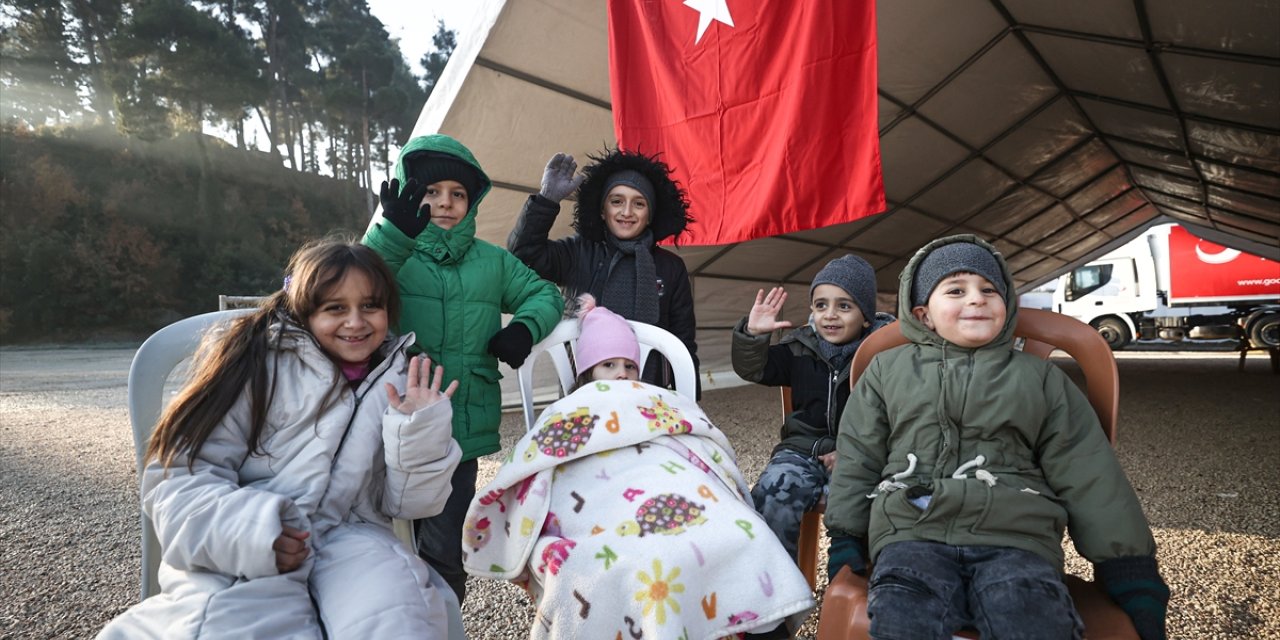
left=816, top=566, right=871, bottom=640
left=1065, top=575, right=1141, bottom=640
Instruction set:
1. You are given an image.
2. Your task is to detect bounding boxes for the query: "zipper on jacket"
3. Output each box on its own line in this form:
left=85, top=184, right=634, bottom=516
left=936, top=344, right=952, bottom=474
left=826, top=368, right=839, bottom=437
left=330, top=333, right=410, bottom=470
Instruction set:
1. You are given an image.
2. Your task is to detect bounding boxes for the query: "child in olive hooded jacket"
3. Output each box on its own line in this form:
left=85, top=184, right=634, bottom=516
left=363, top=134, right=563, bottom=602
left=825, top=235, right=1168, bottom=640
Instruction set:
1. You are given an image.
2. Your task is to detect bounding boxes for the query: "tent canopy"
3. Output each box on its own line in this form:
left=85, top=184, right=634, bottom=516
left=412, top=0, right=1280, bottom=380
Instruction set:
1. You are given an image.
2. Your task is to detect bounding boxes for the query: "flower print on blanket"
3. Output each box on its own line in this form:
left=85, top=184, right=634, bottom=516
left=462, top=382, right=815, bottom=640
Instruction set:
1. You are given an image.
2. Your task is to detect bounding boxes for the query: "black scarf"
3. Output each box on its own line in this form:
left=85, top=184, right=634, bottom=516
left=601, top=229, right=660, bottom=325
left=816, top=336, right=862, bottom=372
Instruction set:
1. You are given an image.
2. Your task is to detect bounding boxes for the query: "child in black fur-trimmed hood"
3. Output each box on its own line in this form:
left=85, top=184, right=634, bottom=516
left=507, top=148, right=699, bottom=395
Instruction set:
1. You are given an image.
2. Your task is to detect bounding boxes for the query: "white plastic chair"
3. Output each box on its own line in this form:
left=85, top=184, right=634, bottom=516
left=128, top=309, right=253, bottom=600
left=515, top=317, right=697, bottom=430
left=127, top=310, right=429, bottom=610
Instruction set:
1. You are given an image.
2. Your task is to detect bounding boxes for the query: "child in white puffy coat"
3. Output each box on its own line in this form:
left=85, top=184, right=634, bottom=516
left=99, top=238, right=462, bottom=639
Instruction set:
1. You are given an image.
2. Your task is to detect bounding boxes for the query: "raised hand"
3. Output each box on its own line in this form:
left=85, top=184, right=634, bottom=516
left=386, top=355, right=458, bottom=415
left=379, top=178, right=431, bottom=238
left=273, top=525, right=310, bottom=573
left=539, top=152, right=586, bottom=203
left=746, top=287, right=794, bottom=336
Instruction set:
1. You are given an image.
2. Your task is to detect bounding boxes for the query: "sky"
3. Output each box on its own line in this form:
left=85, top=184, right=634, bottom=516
left=364, top=1, right=480, bottom=76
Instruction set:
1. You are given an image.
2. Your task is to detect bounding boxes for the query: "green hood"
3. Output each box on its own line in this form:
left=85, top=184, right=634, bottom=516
left=896, top=234, right=1019, bottom=351
left=394, top=134, right=492, bottom=247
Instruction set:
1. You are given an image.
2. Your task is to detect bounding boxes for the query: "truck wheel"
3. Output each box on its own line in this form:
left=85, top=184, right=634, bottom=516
left=1249, top=313, right=1280, bottom=349
left=1094, top=317, right=1131, bottom=350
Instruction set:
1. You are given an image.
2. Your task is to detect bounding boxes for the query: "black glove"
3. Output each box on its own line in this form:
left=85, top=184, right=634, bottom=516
left=826, top=535, right=868, bottom=582
left=488, top=322, right=534, bottom=368
left=1097, top=555, right=1170, bottom=640
left=380, top=178, right=431, bottom=238
left=539, top=153, right=586, bottom=203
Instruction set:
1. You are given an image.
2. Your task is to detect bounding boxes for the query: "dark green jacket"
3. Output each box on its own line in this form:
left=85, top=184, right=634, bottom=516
left=363, top=135, right=563, bottom=460
left=825, top=235, right=1156, bottom=569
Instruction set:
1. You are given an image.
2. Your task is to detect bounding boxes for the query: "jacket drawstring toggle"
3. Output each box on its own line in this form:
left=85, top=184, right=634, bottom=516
left=952, top=454, right=998, bottom=487
left=867, top=452, right=918, bottom=499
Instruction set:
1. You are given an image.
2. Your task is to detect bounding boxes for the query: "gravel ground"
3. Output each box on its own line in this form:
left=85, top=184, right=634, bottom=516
left=1, top=346, right=1277, bottom=639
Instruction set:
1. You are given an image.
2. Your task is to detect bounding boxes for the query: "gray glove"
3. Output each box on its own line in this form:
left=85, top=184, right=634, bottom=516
left=539, top=152, right=586, bottom=202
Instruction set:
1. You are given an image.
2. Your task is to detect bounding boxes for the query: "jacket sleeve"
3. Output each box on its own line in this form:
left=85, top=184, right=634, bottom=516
left=664, top=257, right=700, bottom=373
left=507, top=194, right=579, bottom=284
left=1035, top=365, right=1157, bottom=563
left=498, top=249, right=566, bottom=343
left=730, top=317, right=792, bottom=387
left=825, top=356, right=891, bottom=539
left=381, top=398, right=463, bottom=520
left=362, top=218, right=418, bottom=274
left=142, top=394, right=302, bottom=579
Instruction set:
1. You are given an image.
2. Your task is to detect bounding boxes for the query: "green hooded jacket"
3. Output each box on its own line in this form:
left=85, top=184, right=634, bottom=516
left=825, top=235, right=1156, bottom=569
left=363, top=134, right=564, bottom=460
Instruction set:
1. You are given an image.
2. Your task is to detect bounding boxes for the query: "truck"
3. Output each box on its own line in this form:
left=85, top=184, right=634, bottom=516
left=1051, top=223, right=1280, bottom=350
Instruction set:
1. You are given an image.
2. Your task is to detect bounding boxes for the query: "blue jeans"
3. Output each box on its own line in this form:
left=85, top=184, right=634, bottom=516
left=867, top=541, right=1082, bottom=640
left=414, top=458, right=478, bottom=604
left=750, top=449, right=828, bottom=560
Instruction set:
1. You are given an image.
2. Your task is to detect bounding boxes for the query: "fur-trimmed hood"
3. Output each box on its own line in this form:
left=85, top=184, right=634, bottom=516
left=573, top=148, right=693, bottom=244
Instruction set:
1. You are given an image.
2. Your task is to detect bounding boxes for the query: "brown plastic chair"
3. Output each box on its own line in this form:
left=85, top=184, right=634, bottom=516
left=777, top=386, right=826, bottom=590
left=815, top=308, right=1136, bottom=640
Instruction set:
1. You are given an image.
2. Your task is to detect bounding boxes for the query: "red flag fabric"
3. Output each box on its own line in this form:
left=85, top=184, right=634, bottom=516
left=608, top=0, right=885, bottom=246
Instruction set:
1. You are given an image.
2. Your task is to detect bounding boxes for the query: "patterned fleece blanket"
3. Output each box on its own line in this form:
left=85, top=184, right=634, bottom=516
left=462, top=381, right=814, bottom=640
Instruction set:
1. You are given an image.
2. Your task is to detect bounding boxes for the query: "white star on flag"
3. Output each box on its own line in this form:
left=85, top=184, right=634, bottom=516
left=683, top=0, right=734, bottom=44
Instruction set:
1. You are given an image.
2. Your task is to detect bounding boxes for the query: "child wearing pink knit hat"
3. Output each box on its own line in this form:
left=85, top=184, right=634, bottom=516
left=462, top=299, right=815, bottom=639
left=573, top=295, right=642, bottom=388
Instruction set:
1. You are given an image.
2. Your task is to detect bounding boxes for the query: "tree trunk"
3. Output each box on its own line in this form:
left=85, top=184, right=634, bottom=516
left=263, top=9, right=283, bottom=163
left=362, top=67, right=374, bottom=216
left=67, top=0, right=116, bottom=126
left=192, top=102, right=212, bottom=226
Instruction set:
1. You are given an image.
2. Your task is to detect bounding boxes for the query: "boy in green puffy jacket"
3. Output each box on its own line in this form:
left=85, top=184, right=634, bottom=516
left=362, top=134, right=563, bottom=603
left=826, top=235, right=1169, bottom=640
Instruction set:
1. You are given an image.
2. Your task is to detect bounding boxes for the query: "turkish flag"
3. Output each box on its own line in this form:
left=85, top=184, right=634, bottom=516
left=608, top=0, right=884, bottom=246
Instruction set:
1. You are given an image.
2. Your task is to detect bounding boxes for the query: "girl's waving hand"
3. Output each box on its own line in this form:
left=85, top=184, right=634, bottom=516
left=387, top=356, right=458, bottom=415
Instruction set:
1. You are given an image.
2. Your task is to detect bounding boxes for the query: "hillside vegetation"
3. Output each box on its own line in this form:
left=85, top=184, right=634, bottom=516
left=0, top=124, right=369, bottom=341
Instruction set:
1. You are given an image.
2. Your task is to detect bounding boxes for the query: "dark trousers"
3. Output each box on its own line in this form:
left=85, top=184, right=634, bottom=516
left=867, top=541, right=1082, bottom=640
left=414, top=458, right=478, bottom=604
left=750, top=449, right=828, bottom=560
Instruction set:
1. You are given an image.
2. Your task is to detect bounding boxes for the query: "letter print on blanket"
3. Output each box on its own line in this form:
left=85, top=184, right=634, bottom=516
left=463, top=382, right=814, bottom=640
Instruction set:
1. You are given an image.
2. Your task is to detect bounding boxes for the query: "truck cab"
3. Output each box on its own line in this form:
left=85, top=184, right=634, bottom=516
left=1053, top=234, right=1156, bottom=348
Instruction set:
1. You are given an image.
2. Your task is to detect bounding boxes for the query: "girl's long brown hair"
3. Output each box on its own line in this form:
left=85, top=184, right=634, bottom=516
left=145, top=238, right=400, bottom=470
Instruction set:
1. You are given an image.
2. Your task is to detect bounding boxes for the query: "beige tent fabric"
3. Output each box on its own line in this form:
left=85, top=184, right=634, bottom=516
left=373, top=0, right=1279, bottom=395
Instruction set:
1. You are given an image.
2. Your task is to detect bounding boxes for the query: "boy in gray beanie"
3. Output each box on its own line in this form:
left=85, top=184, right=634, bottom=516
left=730, top=254, right=893, bottom=577
left=826, top=235, right=1168, bottom=640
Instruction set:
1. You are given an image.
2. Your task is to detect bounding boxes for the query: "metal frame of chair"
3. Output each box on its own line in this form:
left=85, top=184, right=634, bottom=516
left=815, top=308, right=1135, bottom=640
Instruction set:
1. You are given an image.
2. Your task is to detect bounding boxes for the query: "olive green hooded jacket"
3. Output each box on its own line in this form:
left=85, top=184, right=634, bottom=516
left=825, top=235, right=1156, bottom=569
left=363, top=134, right=563, bottom=460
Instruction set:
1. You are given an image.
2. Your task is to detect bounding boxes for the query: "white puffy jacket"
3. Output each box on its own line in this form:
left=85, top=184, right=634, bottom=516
left=99, top=323, right=462, bottom=639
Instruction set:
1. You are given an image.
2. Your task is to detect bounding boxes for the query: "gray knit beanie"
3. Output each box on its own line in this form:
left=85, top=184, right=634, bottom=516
left=911, top=242, right=1007, bottom=307
left=602, top=170, right=657, bottom=212
left=810, top=254, right=878, bottom=320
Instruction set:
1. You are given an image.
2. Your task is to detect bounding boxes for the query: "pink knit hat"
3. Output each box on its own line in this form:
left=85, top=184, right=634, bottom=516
left=574, top=295, right=641, bottom=376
